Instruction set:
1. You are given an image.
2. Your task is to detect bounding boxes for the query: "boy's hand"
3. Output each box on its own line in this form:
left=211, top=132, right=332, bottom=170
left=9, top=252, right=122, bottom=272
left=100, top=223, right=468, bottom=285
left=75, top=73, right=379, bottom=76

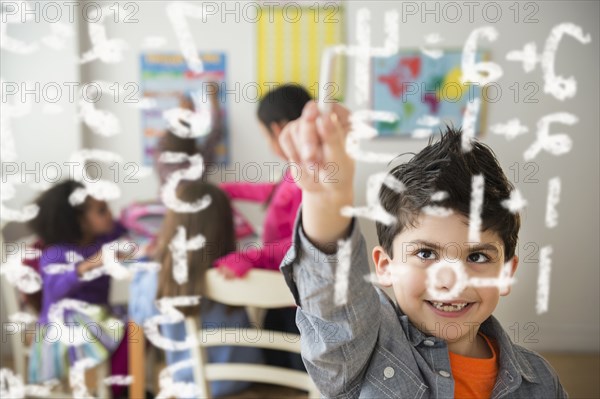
left=279, top=101, right=354, bottom=197
left=279, top=101, right=354, bottom=251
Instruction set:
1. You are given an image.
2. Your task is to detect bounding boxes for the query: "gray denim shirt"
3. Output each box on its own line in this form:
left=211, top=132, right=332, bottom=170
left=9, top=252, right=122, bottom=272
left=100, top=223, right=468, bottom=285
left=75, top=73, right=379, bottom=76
left=281, top=212, right=568, bottom=398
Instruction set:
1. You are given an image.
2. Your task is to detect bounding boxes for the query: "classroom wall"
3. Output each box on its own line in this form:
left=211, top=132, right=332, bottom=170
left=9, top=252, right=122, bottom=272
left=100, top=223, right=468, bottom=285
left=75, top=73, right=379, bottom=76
left=0, top=8, right=82, bottom=357
left=2, top=1, right=598, bottom=356
left=1, top=10, right=82, bottom=208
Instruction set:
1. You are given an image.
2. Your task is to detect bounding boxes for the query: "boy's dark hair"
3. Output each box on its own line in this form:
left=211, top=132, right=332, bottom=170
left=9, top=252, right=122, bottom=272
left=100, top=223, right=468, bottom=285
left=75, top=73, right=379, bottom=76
left=28, top=180, right=87, bottom=246
left=257, top=84, right=312, bottom=134
left=377, top=127, right=520, bottom=260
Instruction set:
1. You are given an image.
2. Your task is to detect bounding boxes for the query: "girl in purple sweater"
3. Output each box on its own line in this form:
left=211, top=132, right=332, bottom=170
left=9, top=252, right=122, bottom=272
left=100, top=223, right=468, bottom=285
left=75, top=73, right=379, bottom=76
left=27, top=180, right=128, bottom=392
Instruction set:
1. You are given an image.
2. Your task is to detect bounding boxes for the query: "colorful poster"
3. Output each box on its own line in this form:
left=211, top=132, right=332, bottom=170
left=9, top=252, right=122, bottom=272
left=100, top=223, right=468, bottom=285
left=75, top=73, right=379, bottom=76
left=257, top=4, right=345, bottom=99
left=372, top=50, right=487, bottom=137
left=140, top=52, right=228, bottom=165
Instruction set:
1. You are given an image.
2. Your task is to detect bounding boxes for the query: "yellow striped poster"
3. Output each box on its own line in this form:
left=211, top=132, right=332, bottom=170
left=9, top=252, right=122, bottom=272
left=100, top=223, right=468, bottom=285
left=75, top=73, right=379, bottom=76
left=257, top=3, right=345, bottom=99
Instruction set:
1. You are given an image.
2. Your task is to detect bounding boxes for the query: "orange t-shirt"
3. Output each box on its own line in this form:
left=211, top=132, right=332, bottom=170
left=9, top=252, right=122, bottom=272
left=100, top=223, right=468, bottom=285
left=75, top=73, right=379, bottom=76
left=449, top=333, right=499, bottom=399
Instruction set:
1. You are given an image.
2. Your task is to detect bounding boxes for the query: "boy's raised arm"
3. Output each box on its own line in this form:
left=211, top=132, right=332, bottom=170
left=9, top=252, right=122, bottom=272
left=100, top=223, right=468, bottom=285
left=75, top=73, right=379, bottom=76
left=279, top=102, right=355, bottom=251
left=279, top=102, right=381, bottom=397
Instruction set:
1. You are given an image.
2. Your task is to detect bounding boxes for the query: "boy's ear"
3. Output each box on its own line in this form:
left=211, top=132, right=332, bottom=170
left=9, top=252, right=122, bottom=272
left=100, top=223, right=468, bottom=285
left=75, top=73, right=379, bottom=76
left=499, top=255, right=519, bottom=296
left=372, top=246, right=394, bottom=287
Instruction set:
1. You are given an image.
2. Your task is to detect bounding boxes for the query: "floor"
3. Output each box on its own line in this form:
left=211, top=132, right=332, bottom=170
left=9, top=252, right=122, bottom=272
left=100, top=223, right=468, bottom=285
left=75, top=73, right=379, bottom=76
left=3, top=353, right=599, bottom=398
left=540, top=353, right=600, bottom=399
left=222, top=352, right=600, bottom=398
left=222, top=384, right=306, bottom=399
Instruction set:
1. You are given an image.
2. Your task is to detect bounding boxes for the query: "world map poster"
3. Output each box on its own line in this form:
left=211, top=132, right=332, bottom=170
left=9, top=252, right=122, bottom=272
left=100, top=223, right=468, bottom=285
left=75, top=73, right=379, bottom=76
left=372, top=50, right=487, bottom=137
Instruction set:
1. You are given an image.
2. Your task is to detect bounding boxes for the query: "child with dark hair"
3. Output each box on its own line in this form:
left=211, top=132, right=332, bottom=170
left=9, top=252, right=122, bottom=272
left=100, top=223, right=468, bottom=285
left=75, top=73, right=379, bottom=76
left=278, top=102, right=567, bottom=398
left=27, top=180, right=128, bottom=395
left=256, top=83, right=313, bottom=158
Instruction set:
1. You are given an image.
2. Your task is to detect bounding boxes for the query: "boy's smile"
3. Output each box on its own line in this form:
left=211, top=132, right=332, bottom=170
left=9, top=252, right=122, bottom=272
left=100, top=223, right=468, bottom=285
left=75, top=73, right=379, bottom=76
left=424, top=300, right=475, bottom=318
left=373, top=212, right=519, bottom=357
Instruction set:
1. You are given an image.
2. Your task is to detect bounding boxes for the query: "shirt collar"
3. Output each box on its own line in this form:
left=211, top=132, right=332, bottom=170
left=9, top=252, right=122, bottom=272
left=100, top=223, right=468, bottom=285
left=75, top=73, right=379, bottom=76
left=392, top=303, right=539, bottom=386
left=479, top=316, right=539, bottom=385
left=387, top=297, right=430, bottom=347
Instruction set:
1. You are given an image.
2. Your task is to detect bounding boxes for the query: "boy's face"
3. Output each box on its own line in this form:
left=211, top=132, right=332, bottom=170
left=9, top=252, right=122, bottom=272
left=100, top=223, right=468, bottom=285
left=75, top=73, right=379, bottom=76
left=373, top=213, right=518, bottom=345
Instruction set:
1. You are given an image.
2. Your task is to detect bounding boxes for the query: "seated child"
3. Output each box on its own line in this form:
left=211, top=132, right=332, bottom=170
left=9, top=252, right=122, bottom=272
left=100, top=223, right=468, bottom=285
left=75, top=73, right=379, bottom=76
left=128, top=181, right=262, bottom=398
left=27, top=180, right=128, bottom=396
left=277, top=102, right=567, bottom=398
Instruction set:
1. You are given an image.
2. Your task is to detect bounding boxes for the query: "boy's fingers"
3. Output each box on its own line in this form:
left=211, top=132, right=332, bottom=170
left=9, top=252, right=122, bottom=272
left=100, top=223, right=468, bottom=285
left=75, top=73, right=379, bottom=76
left=331, top=103, right=351, bottom=130
left=296, top=106, right=322, bottom=163
left=317, top=111, right=346, bottom=152
left=302, top=100, right=319, bottom=120
left=279, top=121, right=301, bottom=163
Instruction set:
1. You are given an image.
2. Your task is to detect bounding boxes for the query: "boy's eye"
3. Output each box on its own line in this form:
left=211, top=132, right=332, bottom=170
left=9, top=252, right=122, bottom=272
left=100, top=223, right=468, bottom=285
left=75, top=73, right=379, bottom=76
left=468, top=252, right=490, bottom=263
left=416, top=249, right=436, bottom=261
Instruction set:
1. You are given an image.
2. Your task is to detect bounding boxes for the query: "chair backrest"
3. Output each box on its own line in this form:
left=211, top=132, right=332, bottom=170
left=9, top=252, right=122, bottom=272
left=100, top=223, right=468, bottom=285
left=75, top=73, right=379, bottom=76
left=203, top=268, right=296, bottom=308
left=1, top=275, right=28, bottom=380
left=185, top=268, right=320, bottom=398
left=0, top=225, right=32, bottom=379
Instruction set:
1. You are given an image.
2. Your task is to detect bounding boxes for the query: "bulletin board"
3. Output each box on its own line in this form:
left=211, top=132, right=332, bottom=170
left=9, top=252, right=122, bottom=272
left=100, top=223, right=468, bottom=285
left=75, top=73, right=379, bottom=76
left=372, top=50, right=488, bottom=137
left=256, top=3, right=345, bottom=99
left=140, top=52, right=229, bottom=165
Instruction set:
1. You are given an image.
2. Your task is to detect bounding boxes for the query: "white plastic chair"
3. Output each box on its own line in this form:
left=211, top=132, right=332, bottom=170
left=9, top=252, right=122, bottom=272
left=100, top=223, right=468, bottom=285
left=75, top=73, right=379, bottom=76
left=185, top=268, right=320, bottom=399
left=0, top=224, right=110, bottom=398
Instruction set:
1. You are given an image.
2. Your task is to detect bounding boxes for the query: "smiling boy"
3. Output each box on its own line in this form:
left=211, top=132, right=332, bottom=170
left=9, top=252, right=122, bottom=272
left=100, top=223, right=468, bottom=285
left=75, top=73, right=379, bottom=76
left=278, top=102, right=567, bottom=398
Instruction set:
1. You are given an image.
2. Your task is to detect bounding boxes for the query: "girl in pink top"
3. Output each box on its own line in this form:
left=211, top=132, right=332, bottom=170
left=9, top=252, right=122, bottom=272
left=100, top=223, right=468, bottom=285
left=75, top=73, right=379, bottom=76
left=217, top=170, right=302, bottom=277
left=215, top=85, right=311, bottom=279
left=215, top=85, right=312, bottom=371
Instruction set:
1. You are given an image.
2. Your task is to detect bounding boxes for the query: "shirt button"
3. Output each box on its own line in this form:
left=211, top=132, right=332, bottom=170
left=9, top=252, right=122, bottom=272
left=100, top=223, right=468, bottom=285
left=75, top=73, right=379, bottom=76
left=423, top=339, right=435, bottom=347
left=383, top=367, right=395, bottom=379
left=438, top=370, right=451, bottom=378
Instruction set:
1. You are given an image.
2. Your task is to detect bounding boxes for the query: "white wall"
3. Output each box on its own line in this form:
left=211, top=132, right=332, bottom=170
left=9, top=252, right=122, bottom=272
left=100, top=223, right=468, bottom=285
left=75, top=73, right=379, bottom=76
left=2, top=1, right=598, bottom=355
left=1, top=3, right=82, bottom=357
left=1, top=6, right=82, bottom=207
